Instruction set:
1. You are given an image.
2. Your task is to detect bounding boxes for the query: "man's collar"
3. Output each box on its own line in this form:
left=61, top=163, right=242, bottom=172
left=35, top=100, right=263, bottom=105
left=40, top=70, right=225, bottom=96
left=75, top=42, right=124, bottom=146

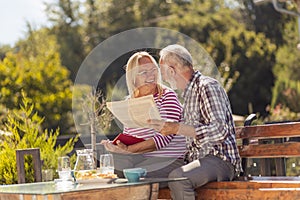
left=182, top=71, right=201, bottom=98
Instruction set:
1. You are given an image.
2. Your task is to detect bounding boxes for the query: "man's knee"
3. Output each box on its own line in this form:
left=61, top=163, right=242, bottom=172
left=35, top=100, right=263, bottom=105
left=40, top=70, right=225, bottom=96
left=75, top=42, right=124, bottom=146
left=168, top=167, right=192, bottom=190
left=168, top=167, right=183, bottom=179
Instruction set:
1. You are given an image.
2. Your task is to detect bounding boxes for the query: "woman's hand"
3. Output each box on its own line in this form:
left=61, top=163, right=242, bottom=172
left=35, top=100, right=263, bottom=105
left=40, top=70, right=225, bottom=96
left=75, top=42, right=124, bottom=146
left=100, top=140, right=132, bottom=154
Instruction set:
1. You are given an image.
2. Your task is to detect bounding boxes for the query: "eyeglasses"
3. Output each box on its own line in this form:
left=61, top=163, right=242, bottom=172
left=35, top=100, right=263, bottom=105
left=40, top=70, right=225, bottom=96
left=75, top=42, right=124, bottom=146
left=137, top=67, right=157, bottom=76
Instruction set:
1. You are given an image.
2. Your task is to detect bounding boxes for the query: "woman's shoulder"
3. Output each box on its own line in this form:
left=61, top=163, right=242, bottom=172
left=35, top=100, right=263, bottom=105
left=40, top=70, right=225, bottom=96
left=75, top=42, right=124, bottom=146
left=159, top=86, right=181, bottom=104
left=161, top=85, right=177, bottom=96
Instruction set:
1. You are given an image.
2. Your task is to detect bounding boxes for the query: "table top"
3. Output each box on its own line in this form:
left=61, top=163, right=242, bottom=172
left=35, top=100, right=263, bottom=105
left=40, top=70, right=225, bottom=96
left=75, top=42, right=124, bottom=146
left=0, top=178, right=186, bottom=195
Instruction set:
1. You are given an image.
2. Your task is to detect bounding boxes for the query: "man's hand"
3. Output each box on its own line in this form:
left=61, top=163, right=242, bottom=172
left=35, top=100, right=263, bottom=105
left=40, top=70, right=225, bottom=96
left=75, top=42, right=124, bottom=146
left=100, top=140, right=132, bottom=154
left=147, top=120, right=196, bottom=137
left=147, top=119, right=179, bottom=136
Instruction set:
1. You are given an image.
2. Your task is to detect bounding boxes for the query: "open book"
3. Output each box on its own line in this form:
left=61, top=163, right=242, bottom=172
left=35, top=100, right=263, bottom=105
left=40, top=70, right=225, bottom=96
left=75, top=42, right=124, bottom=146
left=106, top=95, right=161, bottom=128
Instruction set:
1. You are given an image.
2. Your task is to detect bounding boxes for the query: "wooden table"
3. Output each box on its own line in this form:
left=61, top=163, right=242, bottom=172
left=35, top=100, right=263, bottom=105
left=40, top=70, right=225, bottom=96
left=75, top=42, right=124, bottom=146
left=0, top=178, right=186, bottom=200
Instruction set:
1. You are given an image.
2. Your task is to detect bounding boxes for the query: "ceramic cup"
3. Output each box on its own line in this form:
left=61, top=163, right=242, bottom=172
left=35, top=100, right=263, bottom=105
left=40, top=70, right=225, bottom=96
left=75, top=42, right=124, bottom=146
left=123, top=168, right=147, bottom=183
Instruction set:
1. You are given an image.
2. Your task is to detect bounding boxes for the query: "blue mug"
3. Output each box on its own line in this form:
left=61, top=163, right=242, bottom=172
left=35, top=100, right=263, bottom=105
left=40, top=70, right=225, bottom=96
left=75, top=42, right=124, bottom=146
left=123, top=168, right=147, bottom=183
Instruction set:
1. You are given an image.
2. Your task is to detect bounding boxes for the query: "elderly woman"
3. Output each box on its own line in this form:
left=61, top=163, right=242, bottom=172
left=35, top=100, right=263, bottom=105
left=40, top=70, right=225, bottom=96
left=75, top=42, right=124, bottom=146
left=102, top=51, right=186, bottom=181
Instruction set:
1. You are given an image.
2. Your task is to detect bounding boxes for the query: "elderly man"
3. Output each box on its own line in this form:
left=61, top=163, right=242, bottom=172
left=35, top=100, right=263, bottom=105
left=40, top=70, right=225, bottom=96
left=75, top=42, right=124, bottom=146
left=147, top=44, right=242, bottom=200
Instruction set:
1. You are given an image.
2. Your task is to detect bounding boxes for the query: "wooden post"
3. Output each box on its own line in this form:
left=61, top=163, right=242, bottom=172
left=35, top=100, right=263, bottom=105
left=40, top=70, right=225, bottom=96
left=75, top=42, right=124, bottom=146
left=16, top=148, right=42, bottom=183
left=274, top=138, right=286, bottom=176
left=90, top=109, right=97, bottom=169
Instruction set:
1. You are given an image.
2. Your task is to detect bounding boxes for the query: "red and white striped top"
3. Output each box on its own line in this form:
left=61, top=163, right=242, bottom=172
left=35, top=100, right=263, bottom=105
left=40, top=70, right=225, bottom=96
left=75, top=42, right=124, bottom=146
left=124, top=87, right=186, bottom=158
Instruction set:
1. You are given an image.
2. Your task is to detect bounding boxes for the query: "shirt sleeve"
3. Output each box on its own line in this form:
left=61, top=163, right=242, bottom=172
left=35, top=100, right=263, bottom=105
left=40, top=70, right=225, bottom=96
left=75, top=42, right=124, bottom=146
left=152, top=89, right=183, bottom=150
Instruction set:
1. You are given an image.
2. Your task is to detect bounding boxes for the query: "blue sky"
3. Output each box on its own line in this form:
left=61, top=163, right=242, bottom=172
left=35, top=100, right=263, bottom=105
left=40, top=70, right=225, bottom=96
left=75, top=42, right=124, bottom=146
left=0, top=0, right=54, bottom=46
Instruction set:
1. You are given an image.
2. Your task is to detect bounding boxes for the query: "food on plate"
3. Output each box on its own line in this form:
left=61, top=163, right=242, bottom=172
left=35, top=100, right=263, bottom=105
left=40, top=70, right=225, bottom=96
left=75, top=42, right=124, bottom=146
left=75, top=170, right=117, bottom=180
left=96, top=172, right=118, bottom=179
left=75, top=170, right=96, bottom=180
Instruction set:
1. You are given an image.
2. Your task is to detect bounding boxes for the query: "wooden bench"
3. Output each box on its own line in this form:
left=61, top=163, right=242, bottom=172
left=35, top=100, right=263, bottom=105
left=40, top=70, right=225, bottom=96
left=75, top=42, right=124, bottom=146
left=158, top=119, right=300, bottom=199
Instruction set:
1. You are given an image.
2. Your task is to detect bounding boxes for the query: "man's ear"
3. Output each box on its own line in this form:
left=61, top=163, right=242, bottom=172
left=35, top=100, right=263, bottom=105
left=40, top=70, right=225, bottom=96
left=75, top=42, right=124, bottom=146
left=168, top=66, right=176, bottom=75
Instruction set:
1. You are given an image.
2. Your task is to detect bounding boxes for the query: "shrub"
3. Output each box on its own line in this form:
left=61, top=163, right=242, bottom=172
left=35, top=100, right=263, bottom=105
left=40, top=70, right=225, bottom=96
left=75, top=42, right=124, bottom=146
left=0, top=92, right=78, bottom=184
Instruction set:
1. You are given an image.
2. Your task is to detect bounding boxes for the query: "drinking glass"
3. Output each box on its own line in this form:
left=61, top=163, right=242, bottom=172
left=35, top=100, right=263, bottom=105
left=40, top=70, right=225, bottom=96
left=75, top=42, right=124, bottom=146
left=42, top=169, right=53, bottom=182
left=100, top=154, right=114, bottom=174
left=57, top=156, right=71, bottom=180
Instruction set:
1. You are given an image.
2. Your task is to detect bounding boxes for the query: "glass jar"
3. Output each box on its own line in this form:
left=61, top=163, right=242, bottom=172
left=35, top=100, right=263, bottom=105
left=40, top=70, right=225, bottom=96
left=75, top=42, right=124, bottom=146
left=73, top=149, right=96, bottom=179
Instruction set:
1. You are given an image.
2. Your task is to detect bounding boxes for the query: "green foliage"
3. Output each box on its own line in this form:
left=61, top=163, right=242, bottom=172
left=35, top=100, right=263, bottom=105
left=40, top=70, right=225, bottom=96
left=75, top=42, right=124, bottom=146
left=1, top=0, right=298, bottom=129
left=44, top=0, right=267, bottom=118
left=52, top=25, right=85, bottom=82
left=44, top=0, right=85, bottom=81
left=159, top=0, right=241, bottom=42
left=0, top=45, right=13, bottom=61
left=157, top=0, right=277, bottom=116
left=240, top=0, right=300, bottom=120
left=265, top=104, right=300, bottom=122
left=286, top=158, right=300, bottom=176
left=218, top=28, right=276, bottom=116
left=239, top=0, right=288, bottom=45
left=45, top=0, right=174, bottom=73
left=0, top=92, right=78, bottom=184
left=271, top=80, right=300, bottom=113
left=271, top=17, right=300, bottom=114
left=0, top=28, right=74, bottom=133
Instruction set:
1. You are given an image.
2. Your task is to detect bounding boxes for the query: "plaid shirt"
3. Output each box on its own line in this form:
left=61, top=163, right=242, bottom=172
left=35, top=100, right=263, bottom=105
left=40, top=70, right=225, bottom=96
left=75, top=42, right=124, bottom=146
left=182, top=71, right=242, bottom=174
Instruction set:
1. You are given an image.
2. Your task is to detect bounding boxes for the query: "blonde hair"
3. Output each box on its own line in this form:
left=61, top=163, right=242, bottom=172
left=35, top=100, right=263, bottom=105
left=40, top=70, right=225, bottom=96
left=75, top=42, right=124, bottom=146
left=125, top=51, right=163, bottom=98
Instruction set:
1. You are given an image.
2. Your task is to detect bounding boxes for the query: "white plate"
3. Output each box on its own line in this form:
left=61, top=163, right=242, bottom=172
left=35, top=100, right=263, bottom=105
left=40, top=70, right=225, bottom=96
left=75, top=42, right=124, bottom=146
left=76, top=178, right=116, bottom=184
left=114, top=178, right=127, bottom=184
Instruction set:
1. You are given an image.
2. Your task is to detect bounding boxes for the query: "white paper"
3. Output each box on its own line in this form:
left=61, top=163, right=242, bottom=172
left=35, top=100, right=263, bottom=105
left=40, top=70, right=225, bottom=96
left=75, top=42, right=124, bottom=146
left=106, top=95, right=161, bottom=128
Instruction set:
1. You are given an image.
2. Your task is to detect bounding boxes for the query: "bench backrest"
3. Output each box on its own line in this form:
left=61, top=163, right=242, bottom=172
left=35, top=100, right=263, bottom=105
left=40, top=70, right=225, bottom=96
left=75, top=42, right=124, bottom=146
left=235, top=122, right=300, bottom=158
left=234, top=121, right=300, bottom=176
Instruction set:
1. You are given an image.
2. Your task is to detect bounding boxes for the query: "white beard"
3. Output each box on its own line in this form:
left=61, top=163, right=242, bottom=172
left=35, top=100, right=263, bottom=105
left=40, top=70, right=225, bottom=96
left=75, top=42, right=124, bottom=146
left=166, top=77, right=177, bottom=90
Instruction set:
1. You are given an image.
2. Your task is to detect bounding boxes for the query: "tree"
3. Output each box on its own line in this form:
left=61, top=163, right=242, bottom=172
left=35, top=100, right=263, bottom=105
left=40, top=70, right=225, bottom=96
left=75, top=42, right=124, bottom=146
left=238, top=0, right=287, bottom=45
left=217, top=28, right=276, bottom=116
left=41, top=0, right=297, bottom=119
left=46, top=0, right=86, bottom=81
left=0, top=28, right=74, bottom=133
left=0, top=45, right=12, bottom=61
left=159, top=0, right=242, bottom=42
left=238, top=0, right=300, bottom=118
left=158, top=0, right=276, bottom=116
left=45, top=0, right=174, bottom=83
left=271, top=17, right=300, bottom=113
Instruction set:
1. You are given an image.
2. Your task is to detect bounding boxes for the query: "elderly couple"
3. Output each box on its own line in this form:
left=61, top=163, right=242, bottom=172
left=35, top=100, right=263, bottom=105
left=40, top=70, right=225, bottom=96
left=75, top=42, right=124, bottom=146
left=102, top=44, right=242, bottom=200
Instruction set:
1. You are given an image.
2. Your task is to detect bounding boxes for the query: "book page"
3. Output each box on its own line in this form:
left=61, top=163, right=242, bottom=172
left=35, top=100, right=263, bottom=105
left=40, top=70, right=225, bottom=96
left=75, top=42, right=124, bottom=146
left=106, top=95, right=161, bottom=128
